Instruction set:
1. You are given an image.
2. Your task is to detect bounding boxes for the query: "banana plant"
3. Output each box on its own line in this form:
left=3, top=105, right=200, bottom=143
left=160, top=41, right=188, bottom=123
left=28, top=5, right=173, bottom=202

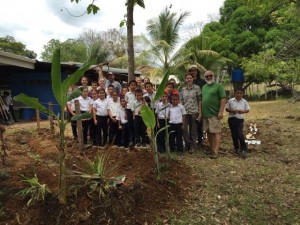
left=140, top=70, right=171, bottom=176
left=14, top=48, right=96, bottom=204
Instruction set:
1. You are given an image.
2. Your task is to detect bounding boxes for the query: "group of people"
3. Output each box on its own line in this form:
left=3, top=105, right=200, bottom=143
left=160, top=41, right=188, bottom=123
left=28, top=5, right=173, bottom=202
left=67, top=64, right=250, bottom=159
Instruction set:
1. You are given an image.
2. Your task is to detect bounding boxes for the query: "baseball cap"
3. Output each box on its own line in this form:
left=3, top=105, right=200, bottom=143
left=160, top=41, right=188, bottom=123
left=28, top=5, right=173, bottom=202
left=189, top=65, right=198, bottom=71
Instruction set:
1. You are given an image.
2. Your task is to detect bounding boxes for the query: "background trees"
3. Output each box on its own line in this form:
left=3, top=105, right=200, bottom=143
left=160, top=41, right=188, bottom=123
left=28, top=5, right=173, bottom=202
left=0, top=35, right=37, bottom=59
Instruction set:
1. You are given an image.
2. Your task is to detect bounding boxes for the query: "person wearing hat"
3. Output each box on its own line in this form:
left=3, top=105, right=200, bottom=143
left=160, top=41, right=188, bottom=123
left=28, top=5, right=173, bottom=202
left=188, top=65, right=206, bottom=146
left=98, top=64, right=122, bottom=95
left=188, top=65, right=206, bottom=89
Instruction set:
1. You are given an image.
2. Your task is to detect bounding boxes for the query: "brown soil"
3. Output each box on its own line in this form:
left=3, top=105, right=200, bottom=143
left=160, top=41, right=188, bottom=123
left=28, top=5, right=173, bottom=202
left=0, top=124, right=195, bottom=225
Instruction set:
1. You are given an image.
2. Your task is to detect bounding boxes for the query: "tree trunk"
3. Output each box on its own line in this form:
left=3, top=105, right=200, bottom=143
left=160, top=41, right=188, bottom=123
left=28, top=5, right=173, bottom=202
left=127, top=0, right=135, bottom=82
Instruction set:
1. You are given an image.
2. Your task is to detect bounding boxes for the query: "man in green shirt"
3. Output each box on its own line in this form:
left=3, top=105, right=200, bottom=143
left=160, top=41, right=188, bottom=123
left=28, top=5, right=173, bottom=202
left=202, top=71, right=226, bottom=159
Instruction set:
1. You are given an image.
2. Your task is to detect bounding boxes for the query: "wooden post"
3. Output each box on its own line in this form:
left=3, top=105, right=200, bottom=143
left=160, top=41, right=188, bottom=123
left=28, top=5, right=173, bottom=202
left=36, top=108, right=40, bottom=129
left=74, top=100, right=83, bottom=151
left=36, top=98, right=40, bottom=130
left=49, top=102, right=54, bottom=134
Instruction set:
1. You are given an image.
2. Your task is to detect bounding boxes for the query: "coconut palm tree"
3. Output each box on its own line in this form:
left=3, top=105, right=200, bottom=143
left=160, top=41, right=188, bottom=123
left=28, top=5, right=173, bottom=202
left=173, top=34, right=232, bottom=82
left=141, top=7, right=190, bottom=77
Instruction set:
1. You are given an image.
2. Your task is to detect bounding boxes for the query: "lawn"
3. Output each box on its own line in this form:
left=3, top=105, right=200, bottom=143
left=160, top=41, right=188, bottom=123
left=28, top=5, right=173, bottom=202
left=159, top=99, right=300, bottom=225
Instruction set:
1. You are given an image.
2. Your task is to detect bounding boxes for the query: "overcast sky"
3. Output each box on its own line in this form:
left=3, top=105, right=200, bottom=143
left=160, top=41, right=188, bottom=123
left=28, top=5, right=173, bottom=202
left=0, top=0, right=224, bottom=59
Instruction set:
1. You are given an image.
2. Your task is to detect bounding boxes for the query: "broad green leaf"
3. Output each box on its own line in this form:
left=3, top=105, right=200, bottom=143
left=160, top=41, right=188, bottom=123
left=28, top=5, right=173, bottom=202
left=51, top=48, right=63, bottom=106
left=140, top=105, right=156, bottom=129
left=154, top=69, right=170, bottom=102
left=14, top=93, right=50, bottom=114
left=71, top=112, right=92, bottom=121
left=67, top=89, right=82, bottom=101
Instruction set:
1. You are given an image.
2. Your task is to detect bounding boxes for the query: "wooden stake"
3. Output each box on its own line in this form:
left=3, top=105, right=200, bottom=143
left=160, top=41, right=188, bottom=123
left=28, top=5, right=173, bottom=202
left=49, top=102, right=54, bottom=134
left=36, top=99, right=40, bottom=130
left=74, top=100, right=83, bottom=151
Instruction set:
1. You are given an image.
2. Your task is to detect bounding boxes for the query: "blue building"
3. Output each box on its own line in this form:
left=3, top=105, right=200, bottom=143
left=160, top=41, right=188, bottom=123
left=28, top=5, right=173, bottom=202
left=0, top=51, right=140, bottom=120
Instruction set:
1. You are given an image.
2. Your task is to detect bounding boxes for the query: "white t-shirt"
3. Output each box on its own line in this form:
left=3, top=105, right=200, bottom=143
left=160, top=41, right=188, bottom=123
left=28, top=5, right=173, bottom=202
left=169, top=104, right=186, bottom=124
left=93, top=98, right=109, bottom=116
left=226, top=97, right=250, bottom=119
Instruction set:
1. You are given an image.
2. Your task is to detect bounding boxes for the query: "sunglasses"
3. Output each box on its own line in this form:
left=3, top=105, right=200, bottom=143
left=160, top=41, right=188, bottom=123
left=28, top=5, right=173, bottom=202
left=205, top=75, right=213, bottom=78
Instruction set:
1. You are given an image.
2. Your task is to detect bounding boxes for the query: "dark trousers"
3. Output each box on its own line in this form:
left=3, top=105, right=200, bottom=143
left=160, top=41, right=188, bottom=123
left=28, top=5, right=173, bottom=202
left=82, top=119, right=90, bottom=144
left=109, top=117, right=119, bottom=145
left=197, top=120, right=203, bottom=144
left=134, top=115, right=149, bottom=144
left=228, top=117, right=247, bottom=151
left=96, top=115, right=108, bottom=146
left=89, top=119, right=97, bottom=145
left=119, top=123, right=129, bottom=147
left=169, top=123, right=183, bottom=152
left=157, top=119, right=167, bottom=152
left=126, top=109, right=134, bottom=142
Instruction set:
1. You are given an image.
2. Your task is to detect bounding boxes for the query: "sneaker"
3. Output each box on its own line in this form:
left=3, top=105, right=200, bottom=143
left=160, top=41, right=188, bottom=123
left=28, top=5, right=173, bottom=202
left=240, top=150, right=247, bottom=159
left=84, top=144, right=92, bottom=149
left=128, top=141, right=134, bottom=150
left=203, top=149, right=212, bottom=155
left=233, top=149, right=239, bottom=155
left=189, top=148, right=195, bottom=154
left=135, top=142, right=142, bottom=148
left=210, top=153, right=219, bottom=159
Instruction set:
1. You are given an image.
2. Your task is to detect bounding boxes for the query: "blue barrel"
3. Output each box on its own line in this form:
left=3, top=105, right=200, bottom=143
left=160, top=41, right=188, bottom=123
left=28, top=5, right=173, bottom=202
left=22, top=108, right=35, bottom=120
left=231, top=68, right=244, bottom=83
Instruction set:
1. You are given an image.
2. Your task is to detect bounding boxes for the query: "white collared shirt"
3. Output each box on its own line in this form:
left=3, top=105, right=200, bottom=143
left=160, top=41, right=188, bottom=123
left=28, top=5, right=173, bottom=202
left=108, top=99, right=121, bottom=117
left=125, top=91, right=136, bottom=109
left=169, top=104, right=186, bottom=124
left=155, top=102, right=170, bottom=119
left=67, top=99, right=75, bottom=111
left=226, top=97, right=250, bottom=119
left=78, top=96, right=92, bottom=112
left=131, top=100, right=143, bottom=116
left=93, top=98, right=109, bottom=116
left=116, top=108, right=128, bottom=124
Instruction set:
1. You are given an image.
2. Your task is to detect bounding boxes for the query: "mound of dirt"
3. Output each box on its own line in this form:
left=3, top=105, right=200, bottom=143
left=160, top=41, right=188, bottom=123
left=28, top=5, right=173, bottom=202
left=0, top=127, right=194, bottom=225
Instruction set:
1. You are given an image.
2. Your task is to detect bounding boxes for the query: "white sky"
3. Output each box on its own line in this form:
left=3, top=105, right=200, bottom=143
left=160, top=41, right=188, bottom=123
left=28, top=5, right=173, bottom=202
left=0, top=0, right=224, bottom=59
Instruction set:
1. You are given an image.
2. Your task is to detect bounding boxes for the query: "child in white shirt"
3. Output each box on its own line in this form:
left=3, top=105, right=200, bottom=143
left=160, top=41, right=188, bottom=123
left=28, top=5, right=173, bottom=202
left=169, top=94, right=186, bottom=152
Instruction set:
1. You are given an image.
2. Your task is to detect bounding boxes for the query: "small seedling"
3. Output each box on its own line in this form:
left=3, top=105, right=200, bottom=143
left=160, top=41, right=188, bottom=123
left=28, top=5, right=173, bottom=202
left=16, top=174, right=51, bottom=206
left=71, top=153, right=125, bottom=200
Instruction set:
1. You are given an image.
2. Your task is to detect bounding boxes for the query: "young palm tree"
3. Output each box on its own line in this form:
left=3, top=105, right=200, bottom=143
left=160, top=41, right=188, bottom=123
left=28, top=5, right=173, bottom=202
left=142, top=7, right=190, bottom=77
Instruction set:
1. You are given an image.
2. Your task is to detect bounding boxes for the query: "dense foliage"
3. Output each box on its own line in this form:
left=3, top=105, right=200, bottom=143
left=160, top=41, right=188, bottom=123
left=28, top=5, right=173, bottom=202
left=0, top=35, right=37, bottom=59
left=201, top=0, right=300, bottom=87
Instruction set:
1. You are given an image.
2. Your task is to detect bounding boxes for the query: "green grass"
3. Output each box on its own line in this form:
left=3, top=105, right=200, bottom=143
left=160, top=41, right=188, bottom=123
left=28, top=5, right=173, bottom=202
left=156, top=100, right=300, bottom=225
